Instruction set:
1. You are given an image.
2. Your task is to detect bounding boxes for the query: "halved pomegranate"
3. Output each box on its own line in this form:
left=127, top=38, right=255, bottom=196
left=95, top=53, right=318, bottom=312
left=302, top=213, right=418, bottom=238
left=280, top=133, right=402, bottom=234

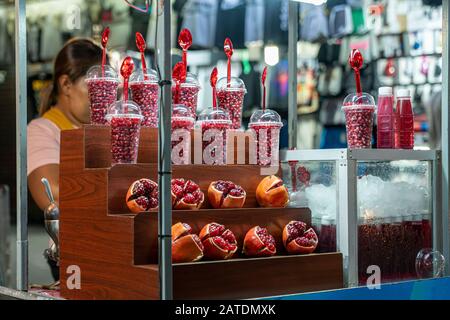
left=172, top=222, right=204, bottom=263
left=171, top=178, right=205, bottom=210
left=199, top=222, right=238, bottom=260
left=256, top=175, right=289, bottom=208
left=126, top=178, right=159, bottom=213
left=242, top=226, right=276, bottom=257
left=282, top=221, right=318, bottom=254
left=207, top=180, right=246, bottom=209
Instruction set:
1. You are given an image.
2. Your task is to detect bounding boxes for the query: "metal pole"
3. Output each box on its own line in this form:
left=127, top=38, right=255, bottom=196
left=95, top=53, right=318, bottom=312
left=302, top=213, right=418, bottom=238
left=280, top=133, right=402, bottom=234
left=337, top=151, right=358, bottom=287
left=288, top=0, right=298, bottom=149
left=441, top=0, right=450, bottom=275
left=157, top=0, right=173, bottom=299
left=15, top=0, right=28, bottom=292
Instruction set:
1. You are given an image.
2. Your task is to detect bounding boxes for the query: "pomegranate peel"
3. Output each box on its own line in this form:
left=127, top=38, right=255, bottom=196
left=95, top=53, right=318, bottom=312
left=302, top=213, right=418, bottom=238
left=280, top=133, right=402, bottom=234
left=283, top=221, right=318, bottom=254
left=256, top=175, right=289, bottom=208
left=242, top=226, right=276, bottom=257
left=207, top=180, right=246, bottom=209
left=171, top=178, right=204, bottom=210
left=126, top=178, right=159, bottom=213
left=171, top=222, right=204, bottom=263
left=199, top=223, right=237, bottom=260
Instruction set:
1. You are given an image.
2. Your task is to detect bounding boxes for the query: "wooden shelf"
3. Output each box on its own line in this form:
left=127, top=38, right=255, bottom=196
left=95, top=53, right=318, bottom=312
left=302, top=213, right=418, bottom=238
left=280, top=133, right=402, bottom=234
left=138, top=253, right=343, bottom=299
left=59, top=126, right=344, bottom=300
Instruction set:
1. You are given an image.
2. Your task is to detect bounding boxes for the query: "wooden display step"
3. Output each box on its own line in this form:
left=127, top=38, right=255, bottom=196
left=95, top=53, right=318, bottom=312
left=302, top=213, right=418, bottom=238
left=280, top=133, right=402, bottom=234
left=139, top=253, right=343, bottom=299
left=59, top=126, right=344, bottom=300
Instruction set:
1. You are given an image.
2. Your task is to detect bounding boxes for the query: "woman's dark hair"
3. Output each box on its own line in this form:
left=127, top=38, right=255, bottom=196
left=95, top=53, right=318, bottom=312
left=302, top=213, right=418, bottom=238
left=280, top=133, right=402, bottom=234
left=40, top=38, right=106, bottom=116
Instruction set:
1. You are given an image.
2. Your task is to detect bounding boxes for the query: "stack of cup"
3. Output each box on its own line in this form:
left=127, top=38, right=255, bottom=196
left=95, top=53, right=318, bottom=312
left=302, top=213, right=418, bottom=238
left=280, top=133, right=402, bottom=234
left=342, top=93, right=376, bottom=149
left=217, top=77, right=247, bottom=130
left=198, top=107, right=232, bottom=165
left=249, top=109, right=283, bottom=166
left=86, top=65, right=120, bottom=125
left=171, top=104, right=195, bottom=165
left=172, top=73, right=201, bottom=117
left=130, top=69, right=160, bottom=128
left=105, top=101, right=143, bottom=164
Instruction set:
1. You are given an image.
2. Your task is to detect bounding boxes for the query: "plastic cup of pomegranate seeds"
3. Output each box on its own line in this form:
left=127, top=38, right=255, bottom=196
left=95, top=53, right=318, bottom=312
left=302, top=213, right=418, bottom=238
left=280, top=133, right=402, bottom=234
left=248, top=109, right=283, bottom=166
left=171, top=104, right=195, bottom=165
left=216, top=77, right=247, bottom=130
left=342, top=93, right=376, bottom=149
left=197, top=107, right=232, bottom=165
left=172, top=72, right=201, bottom=117
left=105, top=101, right=143, bottom=165
left=86, top=65, right=119, bottom=125
left=130, top=69, right=160, bottom=128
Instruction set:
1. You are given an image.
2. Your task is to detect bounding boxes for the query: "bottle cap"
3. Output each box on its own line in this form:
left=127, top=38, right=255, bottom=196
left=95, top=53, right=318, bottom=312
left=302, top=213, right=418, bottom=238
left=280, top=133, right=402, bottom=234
left=397, top=89, right=411, bottom=98
left=378, top=87, right=393, bottom=96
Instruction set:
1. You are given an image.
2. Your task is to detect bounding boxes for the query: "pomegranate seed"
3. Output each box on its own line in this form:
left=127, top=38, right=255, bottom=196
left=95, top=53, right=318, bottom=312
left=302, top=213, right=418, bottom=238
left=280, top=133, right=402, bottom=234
left=343, top=106, right=374, bottom=149
left=172, top=86, right=199, bottom=116
left=130, top=82, right=159, bottom=127
left=87, top=79, right=119, bottom=125
left=217, top=89, right=245, bottom=129
left=249, top=123, right=281, bottom=166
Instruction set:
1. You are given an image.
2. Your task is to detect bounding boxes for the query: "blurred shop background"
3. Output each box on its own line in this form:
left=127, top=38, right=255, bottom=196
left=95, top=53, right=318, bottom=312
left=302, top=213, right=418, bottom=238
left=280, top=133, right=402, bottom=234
left=0, top=0, right=444, bottom=286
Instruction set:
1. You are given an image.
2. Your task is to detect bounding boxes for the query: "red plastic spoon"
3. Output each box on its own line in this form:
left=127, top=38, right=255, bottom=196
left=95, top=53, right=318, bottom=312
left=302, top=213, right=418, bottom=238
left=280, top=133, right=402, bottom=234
left=135, top=32, right=148, bottom=80
left=261, top=66, right=268, bottom=112
left=101, top=27, right=110, bottom=77
left=348, top=49, right=364, bottom=96
left=178, top=29, right=192, bottom=73
left=224, top=38, right=234, bottom=87
left=210, top=67, right=218, bottom=109
left=172, top=62, right=186, bottom=104
left=120, top=57, right=135, bottom=104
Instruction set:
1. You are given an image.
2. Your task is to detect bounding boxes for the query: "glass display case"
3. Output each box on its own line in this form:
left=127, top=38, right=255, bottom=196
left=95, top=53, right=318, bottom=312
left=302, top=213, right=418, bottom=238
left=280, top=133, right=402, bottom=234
left=281, top=149, right=446, bottom=287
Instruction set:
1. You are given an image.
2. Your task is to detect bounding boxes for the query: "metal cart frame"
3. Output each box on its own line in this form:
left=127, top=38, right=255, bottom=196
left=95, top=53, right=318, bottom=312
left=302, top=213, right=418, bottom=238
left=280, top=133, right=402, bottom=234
left=11, top=0, right=450, bottom=299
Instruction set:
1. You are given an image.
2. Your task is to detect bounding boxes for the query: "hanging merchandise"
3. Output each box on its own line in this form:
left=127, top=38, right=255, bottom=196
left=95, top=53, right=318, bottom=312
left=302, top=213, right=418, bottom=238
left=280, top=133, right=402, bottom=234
left=264, top=0, right=289, bottom=46
left=317, top=43, right=341, bottom=67
left=40, top=14, right=64, bottom=62
left=239, top=62, right=261, bottom=111
left=245, top=0, right=265, bottom=45
left=384, top=58, right=397, bottom=77
left=181, top=0, right=218, bottom=48
left=351, top=6, right=366, bottom=34
left=215, top=0, right=246, bottom=49
left=299, top=3, right=329, bottom=43
left=328, top=4, right=353, bottom=38
left=268, top=59, right=289, bottom=109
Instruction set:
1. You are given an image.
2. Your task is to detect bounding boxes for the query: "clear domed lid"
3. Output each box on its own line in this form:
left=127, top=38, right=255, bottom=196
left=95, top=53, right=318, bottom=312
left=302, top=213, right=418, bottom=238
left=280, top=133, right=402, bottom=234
left=249, top=109, right=282, bottom=126
left=172, top=103, right=194, bottom=120
left=130, top=68, right=159, bottom=84
left=172, top=72, right=200, bottom=88
left=342, top=92, right=376, bottom=109
left=217, top=76, right=247, bottom=92
left=198, top=107, right=231, bottom=123
left=86, top=65, right=119, bottom=81
left=105, top=100, right=143, bottom=122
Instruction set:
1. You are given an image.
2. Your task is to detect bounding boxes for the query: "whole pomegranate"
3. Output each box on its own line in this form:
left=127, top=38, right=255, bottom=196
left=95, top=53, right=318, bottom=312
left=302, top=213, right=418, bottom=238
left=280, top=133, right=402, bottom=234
left=256, top=175, right=289, bottom=208
left=283, top=221, right=318, bottom=254
left=242, top=226, right=276, bottom=257
left=207, top=180, right=246, bottom=209
left=171, top=178, right=205, bottom=210
left=126, top=178, right=159, bottom=213
left=199, top=223, right=238, bottom=260
left=172, top=222, right=204, bottom=263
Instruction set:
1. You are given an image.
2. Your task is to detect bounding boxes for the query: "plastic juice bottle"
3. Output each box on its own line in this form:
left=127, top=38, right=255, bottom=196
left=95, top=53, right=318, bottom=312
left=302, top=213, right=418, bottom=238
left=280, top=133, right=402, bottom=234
left=377, top=87, right=395, bottom=148
left=396, top=89, right=414, bottom=149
